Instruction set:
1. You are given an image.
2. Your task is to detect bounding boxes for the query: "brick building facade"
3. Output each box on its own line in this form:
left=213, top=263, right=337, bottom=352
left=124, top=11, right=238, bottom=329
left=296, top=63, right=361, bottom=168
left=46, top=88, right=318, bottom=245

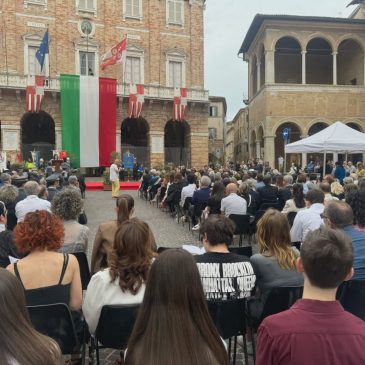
left=0, top=0, right=208, bottom=168
left=239, top=2, right=365, bottom=170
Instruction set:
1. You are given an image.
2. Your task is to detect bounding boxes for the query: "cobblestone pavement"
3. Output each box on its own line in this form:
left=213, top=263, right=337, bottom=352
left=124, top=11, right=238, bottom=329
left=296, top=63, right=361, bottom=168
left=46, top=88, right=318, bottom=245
left=83, top=189, right=254, bottom=365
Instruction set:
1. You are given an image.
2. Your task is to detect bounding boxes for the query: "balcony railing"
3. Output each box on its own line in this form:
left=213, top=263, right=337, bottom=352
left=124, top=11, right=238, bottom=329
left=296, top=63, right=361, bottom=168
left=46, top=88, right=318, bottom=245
left=0, top=75, right=209, bottom=102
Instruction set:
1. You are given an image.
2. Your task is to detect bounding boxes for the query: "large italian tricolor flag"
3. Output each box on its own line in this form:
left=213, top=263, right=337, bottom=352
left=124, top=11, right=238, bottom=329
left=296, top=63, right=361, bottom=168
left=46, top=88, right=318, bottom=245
left=60, top=75, right=117, bottom=167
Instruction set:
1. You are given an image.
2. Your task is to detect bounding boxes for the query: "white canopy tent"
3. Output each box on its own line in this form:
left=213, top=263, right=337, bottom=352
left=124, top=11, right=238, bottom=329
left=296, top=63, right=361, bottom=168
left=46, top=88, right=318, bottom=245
left=285, top=122, right=365, bottom=175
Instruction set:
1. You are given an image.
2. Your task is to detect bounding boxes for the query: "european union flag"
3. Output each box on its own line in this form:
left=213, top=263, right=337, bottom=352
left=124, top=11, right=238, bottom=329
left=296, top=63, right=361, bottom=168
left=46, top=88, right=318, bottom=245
left=36, top=30, right=49, bottom=71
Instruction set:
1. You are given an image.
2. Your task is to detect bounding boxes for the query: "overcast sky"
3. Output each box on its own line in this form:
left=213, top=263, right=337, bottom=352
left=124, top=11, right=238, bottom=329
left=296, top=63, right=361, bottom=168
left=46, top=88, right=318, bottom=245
left=204, top=0, right=354, bottom=121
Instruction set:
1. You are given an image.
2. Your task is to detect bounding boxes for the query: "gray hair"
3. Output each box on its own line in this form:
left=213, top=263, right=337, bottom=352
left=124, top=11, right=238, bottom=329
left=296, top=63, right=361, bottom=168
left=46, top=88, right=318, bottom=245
left=24, top=181, right=39, bottom=196
left=0, top=173, right=11, bottom=183
left=200, top=175, right=211, bottom=188
left=325, top=201, right=353, bottom=228
left=343, top=176, right=354, bottom=185
left=283, top=174, right=293, bottom=185
left=68, top=175, right=79, bottom=186
left=51, top=188, right=83, bottom=221
left=0, top=185, right=18, bottom=204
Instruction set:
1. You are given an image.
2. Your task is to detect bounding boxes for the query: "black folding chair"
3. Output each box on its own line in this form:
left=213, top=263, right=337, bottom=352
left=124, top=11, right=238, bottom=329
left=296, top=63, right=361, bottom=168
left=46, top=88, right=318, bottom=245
left=246, top=286, right=303, bottom=361
left=28, top=303, right=85, bottom=362
left=157, top=246, right=172, bottom=254
left=337, top=280, right=365, bottom=321
left=228, top=214, right=252, bottom=246
left=287, top=211, right=297, bottom=228
left=229, top=246, right=253, bottom=258
left=207, top=298, right=249, bottom=365
left=72, top=252, right=91, bottom=290
left=92, top=304, right=140, bottom=365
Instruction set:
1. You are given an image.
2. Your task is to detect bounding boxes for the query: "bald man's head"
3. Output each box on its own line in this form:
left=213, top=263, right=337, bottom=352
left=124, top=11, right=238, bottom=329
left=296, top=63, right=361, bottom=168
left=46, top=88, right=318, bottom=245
left=226, top=183, right=238, bottom=194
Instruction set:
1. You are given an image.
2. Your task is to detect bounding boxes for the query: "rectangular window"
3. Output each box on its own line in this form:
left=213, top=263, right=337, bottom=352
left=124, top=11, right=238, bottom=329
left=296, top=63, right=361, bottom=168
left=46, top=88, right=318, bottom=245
left=78, top=0, right=95, bottom=10
left=125, top=0, right=140, bottom=18
left=28, top=46, right=45, bottom=76
left=209, top=128, right=217, bottom=140
left=168, top=0, right=183, bottom=25
left=79, top=51, right=95, bottom=76
left=125, top=56, right=141, bottom=84
left=169, top=61, right=182, bottom=88
left=209, top=106, right=218, bottom=117
left=25, top=0, right=47, bottom=5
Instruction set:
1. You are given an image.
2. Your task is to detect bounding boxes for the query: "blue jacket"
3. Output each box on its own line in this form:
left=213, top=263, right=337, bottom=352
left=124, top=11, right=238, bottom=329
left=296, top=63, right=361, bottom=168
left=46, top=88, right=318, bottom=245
left=343, top=225, right=365, bottom=280
left=192, top=187, right=211, bottom=206
left=334, top=166, right=346, bottom=184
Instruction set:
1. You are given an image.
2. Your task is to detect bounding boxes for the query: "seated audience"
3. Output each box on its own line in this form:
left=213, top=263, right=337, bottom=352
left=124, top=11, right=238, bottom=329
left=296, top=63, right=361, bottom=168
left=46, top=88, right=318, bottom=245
left=249, top=210, right=303, bottom=318
left=346, top=189, right=365, bottom=233
left=277, top=175, right=293, bottom=210
left=83, top=218, right=155, bottom=334
left=191, top=175, right=211, bottom=229
left=125, top=249, right=229, bottom=365
left=0, top=185, right=18, bottom=230
left=334, top=161, right=346, bottom=184
left=290, top=189, right=325, bottom=243
left=220, top=183, right=247, bottom=217
left=281, top=183, right=306, bottom=215
left=256, top=226, right=365, bottom=365
left=344, top=183, right=358, bottom=201
left=15, top=181, right=51, bottom=222
left=323, top=201, right=365, bottom=280
left=46, top=174, right=60, bottom=202
left=196, top=215, right=255, bottom=299
left=165, top=173, right=184, bottom=213
left=180, top=173, right=196, bottom=208
left=320, top=182, right=339, bottom=204
left=356, top=161, right=365, bottom=178
left=91, top=194, right=135, bottom=273
left=0, top=201, right=24, bottom=268
left=238, top=181, right=258, bottom=215
left=257, top=175, right=279, bottom=208
left=7, top=211, right=82, bottom=311
left=51, top=188, right=89, bottom=254
left=206, top=181, right=225, bottom=215
left=330, top=181, right=344, bottom=200
left=256, top=173, right=264, bottom=189
left=0, top=268, right=62, bottom=365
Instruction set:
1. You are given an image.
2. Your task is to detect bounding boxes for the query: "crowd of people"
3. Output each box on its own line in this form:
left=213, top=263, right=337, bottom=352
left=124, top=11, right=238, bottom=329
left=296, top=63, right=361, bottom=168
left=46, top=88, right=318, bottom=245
left=0, top=155, right=365, bottom=365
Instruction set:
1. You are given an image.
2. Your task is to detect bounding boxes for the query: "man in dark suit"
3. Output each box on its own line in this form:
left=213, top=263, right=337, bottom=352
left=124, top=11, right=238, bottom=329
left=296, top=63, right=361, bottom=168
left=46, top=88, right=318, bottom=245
left=257, top=175, right=279, bottom=209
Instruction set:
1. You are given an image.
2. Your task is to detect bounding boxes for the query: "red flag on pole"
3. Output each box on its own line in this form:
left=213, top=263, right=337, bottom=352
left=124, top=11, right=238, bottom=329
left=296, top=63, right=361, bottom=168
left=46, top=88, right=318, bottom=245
left=128, top=84, right=144, bottom=118
left=100, top=39, right=127, bottom=70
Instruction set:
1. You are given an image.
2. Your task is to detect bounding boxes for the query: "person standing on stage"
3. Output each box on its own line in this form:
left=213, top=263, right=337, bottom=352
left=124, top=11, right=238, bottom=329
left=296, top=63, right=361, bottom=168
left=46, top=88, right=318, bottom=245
left=110, top=159, right=121, bottom=199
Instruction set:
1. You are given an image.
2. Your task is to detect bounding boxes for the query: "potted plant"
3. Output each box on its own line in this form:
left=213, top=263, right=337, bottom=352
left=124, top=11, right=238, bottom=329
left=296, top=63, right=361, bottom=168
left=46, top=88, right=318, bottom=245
left=103, top=168, right=112, bottom=191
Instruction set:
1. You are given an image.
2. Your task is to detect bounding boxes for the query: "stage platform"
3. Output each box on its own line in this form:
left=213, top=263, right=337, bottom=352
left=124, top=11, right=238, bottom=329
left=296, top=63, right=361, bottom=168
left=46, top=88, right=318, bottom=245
left=86, top=181, right=140, bottom=191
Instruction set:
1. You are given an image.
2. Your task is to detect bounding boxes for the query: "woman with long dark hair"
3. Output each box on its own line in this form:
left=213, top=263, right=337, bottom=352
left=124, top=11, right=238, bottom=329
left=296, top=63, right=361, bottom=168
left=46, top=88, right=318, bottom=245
left=0, top=268, right=61, bottom=365
left=91, top=194, right=135, bottom=273
left=281, top=183, right=306, bottom=215
left=206, top=181, right=225, bottom=215
left=84, top=218, right=155, bottom=334
left=125, top=249, right=229, bottom=365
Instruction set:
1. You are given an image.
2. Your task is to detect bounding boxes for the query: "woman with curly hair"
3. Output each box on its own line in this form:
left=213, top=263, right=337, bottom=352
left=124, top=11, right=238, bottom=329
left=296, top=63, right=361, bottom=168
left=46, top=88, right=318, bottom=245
left=248, top=209, right=303, bottom=319
left=51, top=188, right=89, bottom=253
left=6, top=210, right=82, bottom=311
left=83, top=218, right=155, bottom=334
left=0, top=268, right=62, bottom=365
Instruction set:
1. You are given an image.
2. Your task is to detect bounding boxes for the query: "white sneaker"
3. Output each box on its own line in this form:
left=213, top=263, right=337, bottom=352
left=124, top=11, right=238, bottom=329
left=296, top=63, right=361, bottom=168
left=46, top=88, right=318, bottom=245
left=192, top=224, right=200, bottom=230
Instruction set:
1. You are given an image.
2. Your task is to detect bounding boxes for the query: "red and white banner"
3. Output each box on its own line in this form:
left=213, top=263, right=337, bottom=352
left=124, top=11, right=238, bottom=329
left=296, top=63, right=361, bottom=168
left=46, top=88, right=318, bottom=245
left=172, top=87, right=188, bottom=121
left=100, top=38, right=127, bottom=70
left=26, top=75, right=44, bottom=113
left=128, top=84, right=144, bottom=118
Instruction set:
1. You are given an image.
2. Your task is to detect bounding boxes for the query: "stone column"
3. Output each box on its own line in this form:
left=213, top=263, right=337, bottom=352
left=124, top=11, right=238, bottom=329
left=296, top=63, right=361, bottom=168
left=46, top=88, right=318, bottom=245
left=257, top=61, right=261, bottom=91
left=264, top=135, right=275, bottom=168
left=55, top=127, right=62, bottom=151
left=332, top=51, right=338, bottom=85
left=301, top=51, right=306, bottom=84
left=265, top=50, right=275, bottom=84
left=256, top=140, right=261, bottom=159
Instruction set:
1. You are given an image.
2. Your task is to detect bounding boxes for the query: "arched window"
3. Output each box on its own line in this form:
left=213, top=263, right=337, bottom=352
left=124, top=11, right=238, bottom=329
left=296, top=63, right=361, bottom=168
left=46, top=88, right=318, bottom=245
left=306, top=38, right=332, bottom=84
left=338, top=39, right=364, bottom=85
left=275, top=37, right=302, bottom=84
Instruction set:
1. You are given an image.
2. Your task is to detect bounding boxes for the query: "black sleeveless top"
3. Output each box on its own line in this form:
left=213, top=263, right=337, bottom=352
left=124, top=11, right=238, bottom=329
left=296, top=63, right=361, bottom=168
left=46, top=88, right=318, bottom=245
left=14, top=253, right=71, bottom=306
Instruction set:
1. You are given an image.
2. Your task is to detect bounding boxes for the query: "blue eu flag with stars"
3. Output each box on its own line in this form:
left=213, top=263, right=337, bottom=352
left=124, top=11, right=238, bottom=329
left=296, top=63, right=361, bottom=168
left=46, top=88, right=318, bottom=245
left=36, top=30, right=49, bottom=71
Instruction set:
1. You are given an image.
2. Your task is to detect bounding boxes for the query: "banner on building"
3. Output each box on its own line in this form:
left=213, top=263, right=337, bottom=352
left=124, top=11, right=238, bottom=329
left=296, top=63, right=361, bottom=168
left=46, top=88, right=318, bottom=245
left=172, top=87, right=188, bottom=121
left=128, top=84, right=144, bottom=118
left=60, top=75, right=117, bottom=167
left=26, top=75, right=44, bottom=113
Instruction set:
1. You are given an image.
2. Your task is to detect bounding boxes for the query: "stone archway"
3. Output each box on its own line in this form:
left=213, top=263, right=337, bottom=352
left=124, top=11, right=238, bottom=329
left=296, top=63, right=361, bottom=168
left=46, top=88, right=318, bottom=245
left=275, top=122, right=301, bottom=170
left=121, top=117, right=150, bottom=167
left=164, top=120, right=191, bottom=167
left=21, top=111, right=55, bottom=162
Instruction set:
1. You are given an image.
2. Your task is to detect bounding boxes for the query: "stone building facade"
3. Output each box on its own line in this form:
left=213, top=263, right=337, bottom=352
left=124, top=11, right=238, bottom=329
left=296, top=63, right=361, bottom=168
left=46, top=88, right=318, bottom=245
left=232, top=107, right=249, bottom=163
left=0, top=0, right=208, bottom=168
left=238, top=3, right=365, bottom=170
left=208, top=96, right=226, bottom=165
left=224, top=121, right=233, bottom=163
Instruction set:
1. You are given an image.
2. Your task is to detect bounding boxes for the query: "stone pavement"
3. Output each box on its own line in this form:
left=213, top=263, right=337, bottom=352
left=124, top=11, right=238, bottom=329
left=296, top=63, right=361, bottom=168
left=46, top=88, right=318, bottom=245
left=83, top=189, right=253, bottom=364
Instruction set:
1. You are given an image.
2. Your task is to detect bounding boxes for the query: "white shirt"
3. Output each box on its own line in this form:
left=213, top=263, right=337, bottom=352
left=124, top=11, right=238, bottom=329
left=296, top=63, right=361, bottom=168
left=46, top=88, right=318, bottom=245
left=82, top=268, right=145, bottom=334
left=220, top=193, right=247, bottom=217
left=15, top=195, right=51, bottom=222
left=290, top=203, right=324, bottom=243
left=180, top=183, right=196, bottom=207
left=109, top=163, right=119, bottom=182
